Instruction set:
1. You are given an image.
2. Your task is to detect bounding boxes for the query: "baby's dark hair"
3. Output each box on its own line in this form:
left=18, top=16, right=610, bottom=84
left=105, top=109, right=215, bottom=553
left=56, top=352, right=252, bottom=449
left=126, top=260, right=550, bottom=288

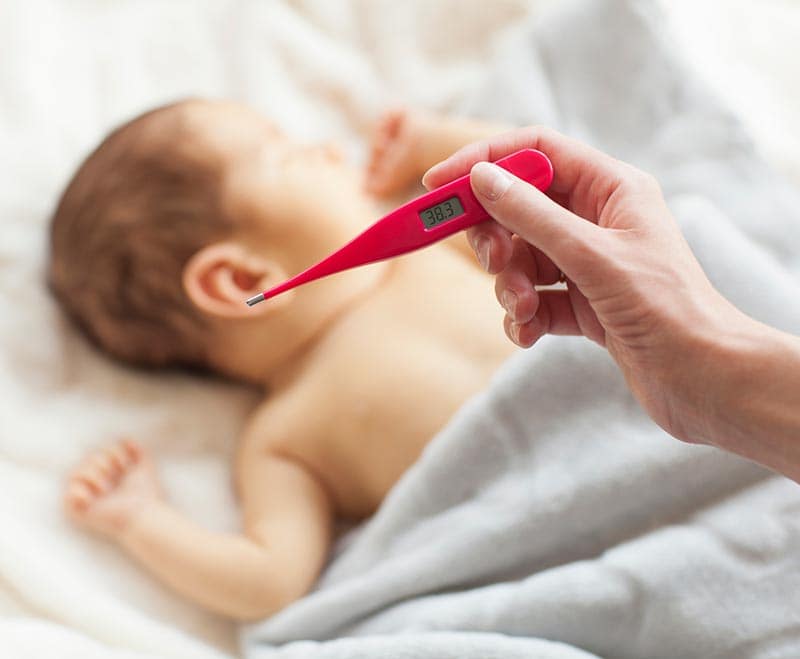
left=49, top=99, right=234, bottom=369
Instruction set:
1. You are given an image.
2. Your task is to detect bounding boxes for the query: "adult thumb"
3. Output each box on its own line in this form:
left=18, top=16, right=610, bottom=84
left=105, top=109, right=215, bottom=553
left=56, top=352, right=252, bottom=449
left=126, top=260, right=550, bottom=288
left=470, top=161, right=602, bottom=277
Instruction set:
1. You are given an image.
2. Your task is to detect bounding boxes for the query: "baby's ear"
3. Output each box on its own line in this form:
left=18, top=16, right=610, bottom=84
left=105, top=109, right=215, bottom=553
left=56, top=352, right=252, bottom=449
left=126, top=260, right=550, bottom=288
left=183, top=242, right=293, bottom=319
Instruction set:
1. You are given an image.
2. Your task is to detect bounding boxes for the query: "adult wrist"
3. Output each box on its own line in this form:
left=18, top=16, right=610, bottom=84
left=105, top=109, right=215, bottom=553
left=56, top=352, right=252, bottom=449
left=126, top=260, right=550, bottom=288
left=692, top=308, right=800, bottom=480
left=692, top=309, right=766, bottom=447
left=648, top=288, right=750, bottom=447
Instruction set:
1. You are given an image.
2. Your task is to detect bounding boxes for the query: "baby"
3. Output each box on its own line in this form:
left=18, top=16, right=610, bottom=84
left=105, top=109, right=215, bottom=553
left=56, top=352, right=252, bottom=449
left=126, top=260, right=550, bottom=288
left=50, top=99, right=514, bottom=620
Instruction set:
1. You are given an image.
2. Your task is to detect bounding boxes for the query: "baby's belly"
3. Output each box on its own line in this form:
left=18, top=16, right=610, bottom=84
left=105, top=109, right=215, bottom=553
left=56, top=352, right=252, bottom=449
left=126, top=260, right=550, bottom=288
left=300, top=248, right=516, bottom=518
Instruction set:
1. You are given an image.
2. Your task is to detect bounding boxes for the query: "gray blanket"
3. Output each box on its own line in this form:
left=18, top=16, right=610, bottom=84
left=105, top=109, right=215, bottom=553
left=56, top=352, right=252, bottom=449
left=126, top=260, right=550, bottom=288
left=244, top=1, right=800, bottom=657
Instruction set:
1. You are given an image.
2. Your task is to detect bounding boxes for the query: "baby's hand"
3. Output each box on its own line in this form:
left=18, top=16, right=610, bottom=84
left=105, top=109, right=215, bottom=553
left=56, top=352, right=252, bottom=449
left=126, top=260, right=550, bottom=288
left=64, top=439, right=164, bottom=539
left=366, top=108, right=430, bottom=197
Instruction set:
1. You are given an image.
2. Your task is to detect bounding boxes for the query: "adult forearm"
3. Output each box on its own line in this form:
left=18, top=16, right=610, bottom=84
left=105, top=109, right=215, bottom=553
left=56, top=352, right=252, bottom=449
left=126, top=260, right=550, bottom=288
left=422, top=125, right=800, bottom=480
left=120, top=502, right=304, bottom=620
left=704, top=317, right=800, bottom=481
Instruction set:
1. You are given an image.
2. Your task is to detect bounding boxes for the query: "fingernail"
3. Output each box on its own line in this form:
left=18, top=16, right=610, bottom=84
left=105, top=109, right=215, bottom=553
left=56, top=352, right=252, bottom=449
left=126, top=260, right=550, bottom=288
left=510, top=321, right=521, bottom=344
left=475, top=236, right=491, bottom=271
left=421, top=165, right=439, bottom=190
left=501, top=290, right=518, bottom=317
left=471, top=161, right=514, bottom=201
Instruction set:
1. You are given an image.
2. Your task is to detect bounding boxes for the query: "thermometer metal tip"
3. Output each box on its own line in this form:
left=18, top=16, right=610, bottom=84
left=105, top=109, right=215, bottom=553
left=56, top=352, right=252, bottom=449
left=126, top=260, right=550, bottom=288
left=245, top=293, right=266, bottom=307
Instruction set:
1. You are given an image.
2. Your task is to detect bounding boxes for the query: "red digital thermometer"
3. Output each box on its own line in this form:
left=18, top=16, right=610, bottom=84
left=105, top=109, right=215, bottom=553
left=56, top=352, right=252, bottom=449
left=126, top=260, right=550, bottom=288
left=245, top=148, right=553, bottom=306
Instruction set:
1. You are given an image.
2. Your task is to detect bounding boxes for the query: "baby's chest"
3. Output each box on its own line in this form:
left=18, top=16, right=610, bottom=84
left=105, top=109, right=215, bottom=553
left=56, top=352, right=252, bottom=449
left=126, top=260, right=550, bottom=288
left=296, top=342, right=487, bottom=515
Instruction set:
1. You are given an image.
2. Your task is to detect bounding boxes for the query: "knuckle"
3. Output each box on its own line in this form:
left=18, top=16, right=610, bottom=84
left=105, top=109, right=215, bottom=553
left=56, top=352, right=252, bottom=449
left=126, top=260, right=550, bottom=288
left=518, top=124, right=555, bottom=148
left=502, top=314, right=514, bottom=341
left=465, top=140, right=491, bottom=166
left=466, top=226, right=488, bottom=249
left=560, top=229, right=600, bottom=263
left=532, top=124, right=556, bottom=140
left=494, top=271, right=513, bottom=302
left=520, top=125, right=542, bottom=140
left=556, top=226, right=615, bottom=280
left=640, top=172, right=661, bottom=194
left=624, top=168, right=661, bottom=196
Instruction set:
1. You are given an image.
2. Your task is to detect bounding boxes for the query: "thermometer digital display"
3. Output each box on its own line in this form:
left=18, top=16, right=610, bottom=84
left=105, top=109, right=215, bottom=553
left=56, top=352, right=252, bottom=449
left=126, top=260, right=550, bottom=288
left=246, top=149, right=553, bottom=307
left=419, top=196, right=465, bottom=229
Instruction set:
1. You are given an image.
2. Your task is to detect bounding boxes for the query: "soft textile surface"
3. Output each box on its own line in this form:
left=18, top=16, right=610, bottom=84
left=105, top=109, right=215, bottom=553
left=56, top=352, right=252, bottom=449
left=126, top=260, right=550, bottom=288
left=244, top=2, right=800, bottom=658
left=1, top=0, right=799, bottom=658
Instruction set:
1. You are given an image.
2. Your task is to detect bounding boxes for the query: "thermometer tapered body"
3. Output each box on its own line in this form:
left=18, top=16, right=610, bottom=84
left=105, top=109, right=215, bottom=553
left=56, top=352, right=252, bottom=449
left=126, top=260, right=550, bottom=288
left=246, top=149, right=553, bottom=307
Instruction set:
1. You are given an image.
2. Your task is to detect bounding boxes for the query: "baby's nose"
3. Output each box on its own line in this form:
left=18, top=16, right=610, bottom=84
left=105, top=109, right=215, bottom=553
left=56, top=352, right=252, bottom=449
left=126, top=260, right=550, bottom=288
left=308, top=143, right=343, bottom=162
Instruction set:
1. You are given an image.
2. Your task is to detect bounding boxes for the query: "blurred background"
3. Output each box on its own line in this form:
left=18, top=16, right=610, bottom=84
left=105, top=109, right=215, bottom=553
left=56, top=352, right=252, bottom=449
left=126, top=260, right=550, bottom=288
left=0, top=1, right=798, bottom=657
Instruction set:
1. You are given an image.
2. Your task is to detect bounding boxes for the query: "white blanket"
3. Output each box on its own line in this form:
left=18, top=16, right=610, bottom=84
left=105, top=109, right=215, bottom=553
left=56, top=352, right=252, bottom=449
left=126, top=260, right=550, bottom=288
left=243, top=2, right=800, bottom=658
left=1, top=0, right=799, bottom=658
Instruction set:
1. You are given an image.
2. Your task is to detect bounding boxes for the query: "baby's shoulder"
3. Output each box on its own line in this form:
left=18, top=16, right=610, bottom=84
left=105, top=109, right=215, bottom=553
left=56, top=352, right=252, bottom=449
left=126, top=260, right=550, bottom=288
left=235, top=380, right=324, bottom=463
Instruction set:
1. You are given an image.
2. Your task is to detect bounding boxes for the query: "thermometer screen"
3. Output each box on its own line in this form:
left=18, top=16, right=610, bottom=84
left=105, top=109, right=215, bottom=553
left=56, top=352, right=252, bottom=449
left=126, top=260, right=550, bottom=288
left=419, top=196, right=465, bottom=229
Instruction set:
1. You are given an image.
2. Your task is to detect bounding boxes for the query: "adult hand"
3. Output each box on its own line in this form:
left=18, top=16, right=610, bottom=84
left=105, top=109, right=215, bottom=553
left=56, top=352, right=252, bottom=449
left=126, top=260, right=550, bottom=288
left=423, top=127, right=757, bottom=447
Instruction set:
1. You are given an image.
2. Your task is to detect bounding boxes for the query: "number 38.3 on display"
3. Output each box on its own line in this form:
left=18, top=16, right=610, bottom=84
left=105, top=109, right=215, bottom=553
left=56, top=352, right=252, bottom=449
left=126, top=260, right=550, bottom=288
left=419, top=196, right=465, bottom=229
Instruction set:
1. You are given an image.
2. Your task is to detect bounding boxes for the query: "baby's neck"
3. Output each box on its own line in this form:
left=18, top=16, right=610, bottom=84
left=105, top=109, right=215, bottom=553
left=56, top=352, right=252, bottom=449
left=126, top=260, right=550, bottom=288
left=210, top=260, right=393, bottom=389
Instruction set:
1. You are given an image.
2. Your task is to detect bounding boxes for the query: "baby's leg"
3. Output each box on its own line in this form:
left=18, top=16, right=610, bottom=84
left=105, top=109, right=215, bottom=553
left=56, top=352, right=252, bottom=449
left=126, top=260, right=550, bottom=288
left=366, top=108, right=509, bottom=197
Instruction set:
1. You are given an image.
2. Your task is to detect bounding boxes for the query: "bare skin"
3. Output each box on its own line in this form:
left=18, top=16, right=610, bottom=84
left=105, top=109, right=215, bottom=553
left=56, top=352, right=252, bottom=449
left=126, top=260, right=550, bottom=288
left=64, top=104, right=514, bottom=621
left=425, top=127, right=800, bottom=479
left=366, top=108, right=508, bottom=197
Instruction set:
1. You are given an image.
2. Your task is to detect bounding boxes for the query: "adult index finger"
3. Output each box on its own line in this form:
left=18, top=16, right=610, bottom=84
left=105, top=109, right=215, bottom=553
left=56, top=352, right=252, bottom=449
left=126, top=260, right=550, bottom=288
left=422, top=126, right=628, bottom=204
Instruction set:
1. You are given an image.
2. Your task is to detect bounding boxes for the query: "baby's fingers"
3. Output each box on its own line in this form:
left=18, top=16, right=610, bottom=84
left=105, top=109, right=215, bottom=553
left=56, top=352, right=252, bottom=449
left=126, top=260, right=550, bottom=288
left=65, top=481, right=93, bottom=512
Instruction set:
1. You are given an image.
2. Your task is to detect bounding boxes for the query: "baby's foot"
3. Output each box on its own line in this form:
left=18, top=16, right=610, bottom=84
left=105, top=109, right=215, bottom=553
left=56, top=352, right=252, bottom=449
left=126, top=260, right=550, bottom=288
left=366, top=108, right=432, bottom=197
left=64, top=439, right=164, bottom=539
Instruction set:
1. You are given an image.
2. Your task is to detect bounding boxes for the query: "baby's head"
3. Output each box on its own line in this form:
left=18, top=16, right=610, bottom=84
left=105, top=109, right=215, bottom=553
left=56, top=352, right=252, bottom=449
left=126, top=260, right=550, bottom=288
left=49, top=99, right=377, bottom=379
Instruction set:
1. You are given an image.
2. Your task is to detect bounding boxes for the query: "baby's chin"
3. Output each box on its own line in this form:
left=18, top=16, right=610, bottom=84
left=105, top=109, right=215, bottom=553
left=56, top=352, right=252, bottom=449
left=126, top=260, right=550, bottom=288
left=318, top=171, right=382, bottom=221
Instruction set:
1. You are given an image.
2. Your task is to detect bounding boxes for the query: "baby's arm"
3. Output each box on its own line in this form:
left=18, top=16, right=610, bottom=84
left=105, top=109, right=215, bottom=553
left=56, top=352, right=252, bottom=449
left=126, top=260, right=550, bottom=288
left=122, top=451, right=330, bottom=620
left=366, top=109, right=510, bottom=198
left=65, top=431, right=331, bottom=620
left=367, top=109, right=511, bottom=263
